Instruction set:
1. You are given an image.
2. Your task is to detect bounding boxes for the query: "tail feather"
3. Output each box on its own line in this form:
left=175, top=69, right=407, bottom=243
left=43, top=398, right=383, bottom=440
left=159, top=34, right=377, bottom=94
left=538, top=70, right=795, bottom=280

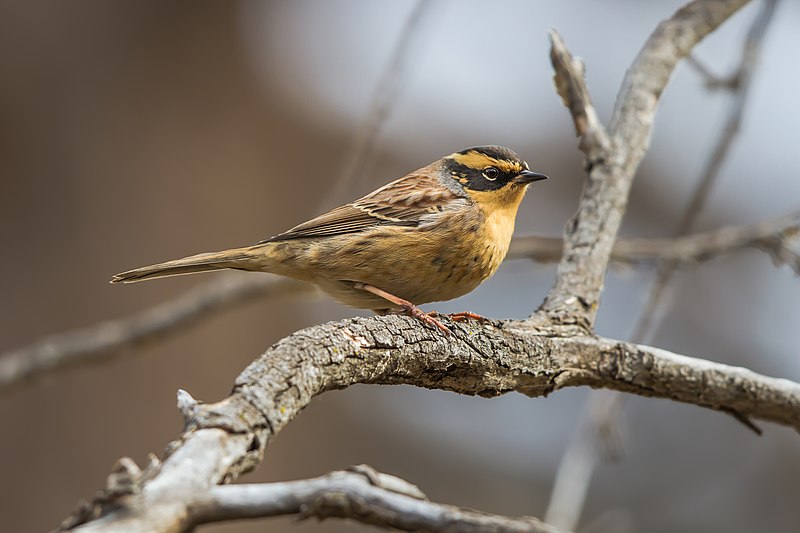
left=110, top=247, right=259, bottom=283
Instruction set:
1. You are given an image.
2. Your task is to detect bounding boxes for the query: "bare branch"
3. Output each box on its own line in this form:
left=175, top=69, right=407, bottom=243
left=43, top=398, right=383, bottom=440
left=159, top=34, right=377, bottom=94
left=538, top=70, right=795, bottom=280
left=0, top=275, right=310, bottom=393
left=686, top=54, right=737, bottom=89
left=61, top=314, right=800, bottom=531
left=185, top=467, right=565, bottom=532
left=689, top=0, right=777, bottom=90
left=544, top=392, right=624, bottom=529
left=539, top=0, right=749, bottom=331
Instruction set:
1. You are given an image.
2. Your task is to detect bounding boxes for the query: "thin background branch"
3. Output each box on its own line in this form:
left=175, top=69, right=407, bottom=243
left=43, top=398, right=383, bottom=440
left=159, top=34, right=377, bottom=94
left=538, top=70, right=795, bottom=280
left=544, top=1, right=779, bottom=529
left=326, top=0, right=443, bottom=205
left=634, top=0, right=779, bottom=342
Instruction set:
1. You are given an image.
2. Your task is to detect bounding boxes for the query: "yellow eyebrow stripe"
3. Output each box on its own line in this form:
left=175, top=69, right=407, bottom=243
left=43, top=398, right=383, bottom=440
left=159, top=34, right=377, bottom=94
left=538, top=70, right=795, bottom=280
left=449, top=151, right=521, bottom=174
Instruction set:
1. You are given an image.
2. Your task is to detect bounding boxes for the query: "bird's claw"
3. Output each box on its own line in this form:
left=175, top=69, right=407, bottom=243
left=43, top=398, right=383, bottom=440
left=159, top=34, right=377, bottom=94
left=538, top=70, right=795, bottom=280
left=429, top=310, right=490, bottom=324
left=406, top=306, right=452, bottom=335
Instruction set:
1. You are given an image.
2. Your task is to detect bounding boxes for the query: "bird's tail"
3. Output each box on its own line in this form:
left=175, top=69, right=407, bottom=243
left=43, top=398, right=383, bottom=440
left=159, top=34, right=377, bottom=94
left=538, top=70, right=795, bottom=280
left=110, top=246, right=265, bottom=284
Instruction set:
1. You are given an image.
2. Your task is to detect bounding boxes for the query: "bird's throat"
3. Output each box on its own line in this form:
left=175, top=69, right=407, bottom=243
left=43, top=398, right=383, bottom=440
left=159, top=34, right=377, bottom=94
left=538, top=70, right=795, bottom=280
left=468, top=185, right=528, bottom=252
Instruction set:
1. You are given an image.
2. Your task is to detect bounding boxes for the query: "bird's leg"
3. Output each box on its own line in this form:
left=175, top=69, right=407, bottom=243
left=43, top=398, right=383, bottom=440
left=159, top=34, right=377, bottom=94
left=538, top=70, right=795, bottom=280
left=429, top=310, right=490, bottom=323
left=353, top=282, right=451, bottom=334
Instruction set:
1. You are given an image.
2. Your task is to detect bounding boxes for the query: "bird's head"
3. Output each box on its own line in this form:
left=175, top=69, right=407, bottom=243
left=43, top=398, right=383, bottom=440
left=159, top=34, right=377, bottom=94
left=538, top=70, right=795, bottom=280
left=442, top=145, right=548, bottom=210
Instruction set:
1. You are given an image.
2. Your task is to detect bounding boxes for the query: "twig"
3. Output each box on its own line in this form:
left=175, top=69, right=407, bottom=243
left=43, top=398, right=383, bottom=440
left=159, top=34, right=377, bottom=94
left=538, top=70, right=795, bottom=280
left=544, top=1, right=777, bottom=529
left=686, top=55, right=737, bottom=89
left=508, top=209, right=800, bottom=267
left=60, top=314, right=800, bottom=531
left=548, top=31, right=611, bottom=162
left=5, top=210, right=795, bottom=396
left=327, top=0, right=442, bottom=204
left=185, top=467, right=565, bottom=532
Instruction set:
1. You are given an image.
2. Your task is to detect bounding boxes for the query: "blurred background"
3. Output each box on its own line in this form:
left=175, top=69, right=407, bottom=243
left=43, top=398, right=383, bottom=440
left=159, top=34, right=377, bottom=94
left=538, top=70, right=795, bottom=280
left=1, top=1, right=799, bottom=532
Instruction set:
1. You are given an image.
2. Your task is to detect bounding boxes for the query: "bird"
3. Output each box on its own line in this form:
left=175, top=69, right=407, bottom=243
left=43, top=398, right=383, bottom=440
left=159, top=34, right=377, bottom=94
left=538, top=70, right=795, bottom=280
left=111, top=146, right=548, bottom=333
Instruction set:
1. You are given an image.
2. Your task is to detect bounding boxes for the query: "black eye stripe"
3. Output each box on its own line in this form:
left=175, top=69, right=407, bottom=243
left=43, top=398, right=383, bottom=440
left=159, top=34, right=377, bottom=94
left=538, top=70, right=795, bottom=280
left=445, top=161, right=513, bottom=192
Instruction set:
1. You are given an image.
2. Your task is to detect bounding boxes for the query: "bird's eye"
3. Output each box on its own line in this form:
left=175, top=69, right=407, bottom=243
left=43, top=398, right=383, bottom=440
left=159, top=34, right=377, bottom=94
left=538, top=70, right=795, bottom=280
left=483, top=167, right=500, bottom=180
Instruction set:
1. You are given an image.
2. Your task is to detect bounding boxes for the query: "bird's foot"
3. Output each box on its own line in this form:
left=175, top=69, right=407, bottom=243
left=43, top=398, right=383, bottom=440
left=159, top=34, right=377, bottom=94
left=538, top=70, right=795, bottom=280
left=430, top=310, right=490, bottom=324
left=401, top=305, right=452, bottom=335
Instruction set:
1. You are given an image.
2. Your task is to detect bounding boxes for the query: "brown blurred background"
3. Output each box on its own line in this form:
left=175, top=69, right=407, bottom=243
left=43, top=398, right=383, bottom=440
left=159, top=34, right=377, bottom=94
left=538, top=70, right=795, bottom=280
left=1, top=1, right=799, bottom=532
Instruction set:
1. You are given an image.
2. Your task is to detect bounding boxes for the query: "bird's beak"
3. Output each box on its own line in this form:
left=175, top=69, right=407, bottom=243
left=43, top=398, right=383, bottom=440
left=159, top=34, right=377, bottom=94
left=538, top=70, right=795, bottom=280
left=514, top=170, right=549, bottom=184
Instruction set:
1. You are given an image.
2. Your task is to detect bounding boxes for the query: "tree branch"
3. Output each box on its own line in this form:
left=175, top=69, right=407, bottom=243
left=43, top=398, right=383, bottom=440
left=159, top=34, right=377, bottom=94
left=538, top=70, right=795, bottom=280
left=509, top=209, right=800, bottom=268
left=548, top=30, right=611, bottom=162
left=64, top=463, right=565, bottom=532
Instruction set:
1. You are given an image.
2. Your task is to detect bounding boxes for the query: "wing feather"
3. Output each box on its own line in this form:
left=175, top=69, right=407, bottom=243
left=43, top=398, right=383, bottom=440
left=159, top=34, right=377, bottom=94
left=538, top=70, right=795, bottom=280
left=259, top=174, right=460, bottom=243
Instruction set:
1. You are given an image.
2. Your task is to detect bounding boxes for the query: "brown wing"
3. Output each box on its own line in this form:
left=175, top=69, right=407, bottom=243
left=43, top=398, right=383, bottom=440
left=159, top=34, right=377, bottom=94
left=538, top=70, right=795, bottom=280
left=259, top=174, right=461, bottom=243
